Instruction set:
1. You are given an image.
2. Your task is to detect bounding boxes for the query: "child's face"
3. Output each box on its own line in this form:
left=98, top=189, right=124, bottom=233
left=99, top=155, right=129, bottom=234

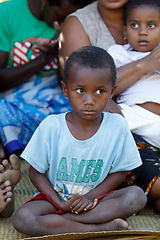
left=124, top=6, right=160, bottom=52
left=62, top=66, right=115, bottom=121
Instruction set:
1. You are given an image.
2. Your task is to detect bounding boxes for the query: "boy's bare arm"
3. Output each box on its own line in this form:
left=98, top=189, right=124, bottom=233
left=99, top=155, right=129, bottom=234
left=70, top=171, right=127, bottom=214
left=29, top=166, right=90, bottom=213
left=86, top=171, right=127, bottom=200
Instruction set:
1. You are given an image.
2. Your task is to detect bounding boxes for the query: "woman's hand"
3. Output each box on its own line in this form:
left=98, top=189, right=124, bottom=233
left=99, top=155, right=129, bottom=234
left=105, top=98, right=124, bottom=117
left=141, top=45, right=160, bottom=74
left=33, top=39, right=59, bottom=64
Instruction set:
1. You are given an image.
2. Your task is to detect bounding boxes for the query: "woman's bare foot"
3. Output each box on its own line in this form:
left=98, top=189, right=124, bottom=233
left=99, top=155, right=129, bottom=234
left=0, top=142, right=5, bottom=163
left=0, top=154, right=21, bottom=188
left=0, top=176, right=12, bottom=213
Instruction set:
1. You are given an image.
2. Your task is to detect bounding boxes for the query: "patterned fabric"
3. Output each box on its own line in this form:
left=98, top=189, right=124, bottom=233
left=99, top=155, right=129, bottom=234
left=122, top=133, right=160, bottom=196
left=0, top=75, right=71, bottom=154
left=0, top=0, right=71, bottom=154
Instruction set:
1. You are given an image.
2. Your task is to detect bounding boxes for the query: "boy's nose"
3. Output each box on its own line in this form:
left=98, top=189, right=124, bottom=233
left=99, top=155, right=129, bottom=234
left=139, top=27, right=147, bottom=35
left=84, top=94, right=94, bottom=105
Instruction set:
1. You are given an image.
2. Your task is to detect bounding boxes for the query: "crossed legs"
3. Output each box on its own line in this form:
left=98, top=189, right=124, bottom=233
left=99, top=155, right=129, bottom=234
left=13, top=186, right=147, bottom=236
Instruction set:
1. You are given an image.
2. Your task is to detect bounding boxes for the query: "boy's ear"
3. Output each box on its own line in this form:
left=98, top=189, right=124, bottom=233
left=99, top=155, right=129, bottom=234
left=110, top=84, right=117, bottom=98
left=61, top=81, right=68, bottom=98
left=123, top=26, right=127, bottom=43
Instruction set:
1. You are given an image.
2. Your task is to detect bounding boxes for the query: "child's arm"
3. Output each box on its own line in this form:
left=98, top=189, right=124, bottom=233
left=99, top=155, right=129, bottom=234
left=69, top=171, right=127, bottom=214
left=115, top=45, right=160, bottom=96
left=29, top=166, right=84, bottom=213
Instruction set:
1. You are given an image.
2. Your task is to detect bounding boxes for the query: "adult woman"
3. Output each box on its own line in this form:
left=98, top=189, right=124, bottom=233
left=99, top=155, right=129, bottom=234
left=59, top=0, right=160, bottom=212
left=0, top=0, right=93, bottom=161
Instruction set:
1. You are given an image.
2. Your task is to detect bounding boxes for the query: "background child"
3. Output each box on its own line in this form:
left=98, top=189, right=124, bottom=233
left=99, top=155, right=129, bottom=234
left=13, top=46, right=146, bottom=236
left=108, top=0, right=160, bottom=149
left=108, top=0, right=160, bottom=212
left=0, top=155, right=21, bottom=218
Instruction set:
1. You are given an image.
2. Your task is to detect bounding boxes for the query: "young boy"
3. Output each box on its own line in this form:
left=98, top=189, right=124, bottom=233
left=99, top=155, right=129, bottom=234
left=12, top=46, right=147, bottom=236
left=0, top=155, right=21, bottom=218
left=108, top=0, right=160, bottom=149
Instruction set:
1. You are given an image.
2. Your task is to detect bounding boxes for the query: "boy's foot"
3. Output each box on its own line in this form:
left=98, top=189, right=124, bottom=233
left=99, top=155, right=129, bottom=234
left=0, top=154, right=21, bottom=188
left=102, top=218, right=131, bottom=231
left=0, top=143, right=5, bottom=163
left=0, top=176, right=12, bottom=213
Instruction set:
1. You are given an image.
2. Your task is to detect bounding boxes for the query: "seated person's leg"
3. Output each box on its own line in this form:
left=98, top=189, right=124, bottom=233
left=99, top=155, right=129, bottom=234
left=12, top=185, right=146, bottom=236
left=132, top=133, right=160, bottom=212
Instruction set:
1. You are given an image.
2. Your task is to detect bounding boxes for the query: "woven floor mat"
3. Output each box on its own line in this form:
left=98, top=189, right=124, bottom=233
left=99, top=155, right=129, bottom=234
left=0, top=160, right=160, bottom=240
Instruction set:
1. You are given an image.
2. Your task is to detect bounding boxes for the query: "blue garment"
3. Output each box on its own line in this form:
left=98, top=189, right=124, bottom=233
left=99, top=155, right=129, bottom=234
left=0, top=75, right=71, bottom=154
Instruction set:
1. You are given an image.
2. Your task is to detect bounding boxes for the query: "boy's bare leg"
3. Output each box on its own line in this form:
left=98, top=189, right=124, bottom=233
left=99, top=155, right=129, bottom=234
left=0, top=154, right=21, bottom=188
left=63, top=186, right=147, bottom=224
left=13, top=186, right=146, bottom=236
left=13, top=200, right=130, bottom=236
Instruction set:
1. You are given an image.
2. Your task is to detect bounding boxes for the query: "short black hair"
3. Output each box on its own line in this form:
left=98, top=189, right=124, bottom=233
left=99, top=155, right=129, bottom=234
left=123, top=0, right=160, bottom=26
left=63, top=46, right=116, bottom=87
left=48, top=0, right=93, bottom=7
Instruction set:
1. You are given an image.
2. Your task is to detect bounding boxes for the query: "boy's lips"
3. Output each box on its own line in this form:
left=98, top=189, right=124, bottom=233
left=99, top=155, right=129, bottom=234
left=138, top=40, right=149, bottom=46
left=82, top=109, right=96, bottom=114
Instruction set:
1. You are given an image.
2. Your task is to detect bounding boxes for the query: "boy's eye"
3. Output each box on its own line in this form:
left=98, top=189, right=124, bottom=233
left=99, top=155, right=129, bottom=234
left=131, top=23, right=139, bottom=28
left=76, top=88, right=84, bottom=94
left=96, top=89, right=103, bottom=94
left=148, top=23, right=155, bottom=28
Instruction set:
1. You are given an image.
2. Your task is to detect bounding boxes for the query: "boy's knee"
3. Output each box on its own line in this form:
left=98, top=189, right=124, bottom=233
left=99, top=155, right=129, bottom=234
left=125, top=186, right=147, bottom=209
left=12, top=206, right=35, bottom=232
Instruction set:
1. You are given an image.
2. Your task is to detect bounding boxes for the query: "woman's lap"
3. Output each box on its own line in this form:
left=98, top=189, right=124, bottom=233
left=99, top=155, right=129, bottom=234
left=129, top=133, right=160, bottom=195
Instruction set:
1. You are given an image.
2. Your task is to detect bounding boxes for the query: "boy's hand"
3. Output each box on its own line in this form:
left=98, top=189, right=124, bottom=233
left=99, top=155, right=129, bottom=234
left=68, top=192, right=98, bottom=214
left=59, top=192, right=83, bottom=213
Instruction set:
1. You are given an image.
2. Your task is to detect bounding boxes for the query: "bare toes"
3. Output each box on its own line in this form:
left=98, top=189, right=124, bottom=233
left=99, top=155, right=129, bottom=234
left=0, top=173, right=4, bottom=183
left=9, top=154, right=21, bottom=170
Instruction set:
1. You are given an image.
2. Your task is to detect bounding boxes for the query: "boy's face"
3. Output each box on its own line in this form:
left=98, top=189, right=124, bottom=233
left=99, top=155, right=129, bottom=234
left=62, top=65, right=116, bottom=121
left=124, top=6, right=160, bottom=52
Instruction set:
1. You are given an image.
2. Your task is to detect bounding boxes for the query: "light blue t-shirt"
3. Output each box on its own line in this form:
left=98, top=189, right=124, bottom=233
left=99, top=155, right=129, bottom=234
left=21, top=112, right=142, bottom=201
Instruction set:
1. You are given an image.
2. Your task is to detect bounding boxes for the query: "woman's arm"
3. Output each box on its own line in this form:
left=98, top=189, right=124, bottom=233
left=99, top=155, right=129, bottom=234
left=59, top=16, right=91, bottom=75
left=0, top=39, right=58, bottom=91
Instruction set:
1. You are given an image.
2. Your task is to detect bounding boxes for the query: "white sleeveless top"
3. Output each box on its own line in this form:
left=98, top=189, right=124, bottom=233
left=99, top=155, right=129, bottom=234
left=68, top=1, right=116, bottom=50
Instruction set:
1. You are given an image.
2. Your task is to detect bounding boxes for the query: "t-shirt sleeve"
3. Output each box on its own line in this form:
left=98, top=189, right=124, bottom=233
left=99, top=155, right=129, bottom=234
left=21, top=115, right=60, bottom=174
left=109, top=119, right=142, bottom=174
